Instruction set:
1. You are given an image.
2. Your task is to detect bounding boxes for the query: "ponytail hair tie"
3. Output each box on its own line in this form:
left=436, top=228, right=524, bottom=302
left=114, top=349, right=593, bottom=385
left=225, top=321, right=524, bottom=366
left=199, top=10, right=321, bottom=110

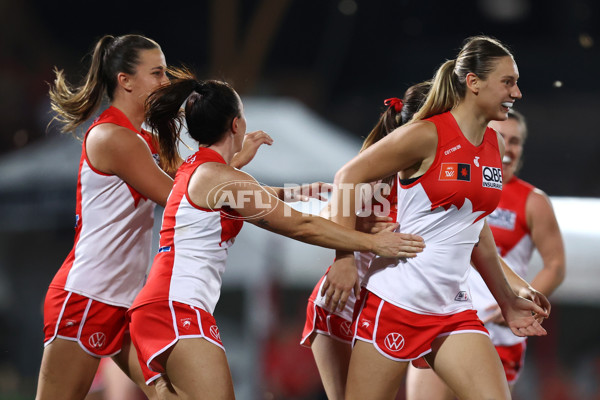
left=384, top=97, right=403, bottom=113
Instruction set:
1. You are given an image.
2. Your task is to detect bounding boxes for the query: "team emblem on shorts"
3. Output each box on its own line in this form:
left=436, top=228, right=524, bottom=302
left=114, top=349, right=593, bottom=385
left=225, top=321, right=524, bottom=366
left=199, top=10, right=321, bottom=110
left=384, top=332, right=405, bottom=352
left=210, top=325, right=220, bottom=341
left=181, top=318, right=192, bottom=329
left=340, top=321, right=353, bottom=337
left=89, top=332, right=106, bottom=349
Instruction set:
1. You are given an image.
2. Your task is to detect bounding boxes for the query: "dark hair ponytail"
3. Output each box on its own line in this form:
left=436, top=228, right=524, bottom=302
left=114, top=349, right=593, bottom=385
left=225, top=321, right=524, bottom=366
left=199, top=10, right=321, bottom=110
left=145, top=67, right=241, bottom=172
left=145, top=68, right=199, bottom=173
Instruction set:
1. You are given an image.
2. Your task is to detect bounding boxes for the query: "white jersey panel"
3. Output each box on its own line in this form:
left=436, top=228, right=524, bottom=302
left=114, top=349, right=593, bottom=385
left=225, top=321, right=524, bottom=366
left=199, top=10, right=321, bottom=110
left=364, top=183, right=485, bottom=315
left=167, top=195, right=235, bottom=315
left=65, top=159, right=155, bottom=307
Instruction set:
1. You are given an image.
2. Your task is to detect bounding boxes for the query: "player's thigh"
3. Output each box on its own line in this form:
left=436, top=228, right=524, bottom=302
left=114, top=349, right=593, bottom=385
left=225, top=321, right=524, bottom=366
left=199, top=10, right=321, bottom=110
left=37, top=338, right=100, bottom=400
left=163, top=338, right=234, bottom=400
left=429, top=333, right=510, bottom=400
left=346, top=340, right=408, bottom=400
left=112, top=335, right=158, bottom=400
left=405, top=363, right=455, bottom=400
left=311, top=333, right=352, bottom=400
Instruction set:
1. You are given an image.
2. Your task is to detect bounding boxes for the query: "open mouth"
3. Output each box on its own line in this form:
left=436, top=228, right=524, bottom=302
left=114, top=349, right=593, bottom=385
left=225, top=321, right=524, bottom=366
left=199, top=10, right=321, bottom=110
left=502, top=155, right=513, bottom=164
left=501, top=102, right=513, bottom=110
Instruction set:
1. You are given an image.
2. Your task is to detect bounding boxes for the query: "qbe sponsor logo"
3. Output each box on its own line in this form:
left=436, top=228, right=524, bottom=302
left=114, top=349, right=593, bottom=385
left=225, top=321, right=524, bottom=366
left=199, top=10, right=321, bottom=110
left=482, top=166, right=502, bottom=190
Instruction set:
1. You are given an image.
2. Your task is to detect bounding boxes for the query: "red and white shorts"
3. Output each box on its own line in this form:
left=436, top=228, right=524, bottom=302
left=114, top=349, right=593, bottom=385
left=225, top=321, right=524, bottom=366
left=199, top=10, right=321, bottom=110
left=43, top=287, right=128, bottom=357
left=301, top=300, right=354, bottom=347
left=128, top=300, right=224, bottom=385
left=496, top=341, right=527, bottom=383
left=353, top=290, right=489, bottom=362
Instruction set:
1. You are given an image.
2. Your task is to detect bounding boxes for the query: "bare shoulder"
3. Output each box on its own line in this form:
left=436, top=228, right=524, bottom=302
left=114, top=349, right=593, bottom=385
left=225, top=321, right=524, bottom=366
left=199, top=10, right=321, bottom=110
left=87, top=123, right=147, bottom=152
left=526, top=187, right=557, bottom=223
left=527, top=187, right=553, bottom=210
left=396, top=120, right=437, bottom=138
left=196, top=161, right=256, bottom=183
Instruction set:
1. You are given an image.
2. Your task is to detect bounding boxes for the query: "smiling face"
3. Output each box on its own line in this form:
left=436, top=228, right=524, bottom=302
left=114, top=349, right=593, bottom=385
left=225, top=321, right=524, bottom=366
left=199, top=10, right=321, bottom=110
left=477, top=56, right=522, bottom=121
left=489, top=116, right=525, bottom=182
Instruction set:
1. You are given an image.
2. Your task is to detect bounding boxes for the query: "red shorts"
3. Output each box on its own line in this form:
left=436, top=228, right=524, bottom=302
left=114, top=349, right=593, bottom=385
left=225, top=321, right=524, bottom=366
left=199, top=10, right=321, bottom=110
left=301, top=301, right=354, bottom=347
left=43, top=287, right=127, bottom=357
left=353, top=290, right=489, bottom=361
left=496, top=341, right=527, bottom=383
left=128, top=301, right=224, bottom=385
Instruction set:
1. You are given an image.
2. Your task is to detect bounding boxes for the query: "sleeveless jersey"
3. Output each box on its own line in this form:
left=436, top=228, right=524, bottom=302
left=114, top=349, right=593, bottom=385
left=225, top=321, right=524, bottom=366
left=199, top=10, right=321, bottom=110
left=364, top=111, right=503, bottom=315
left=131, top=148, right=244, bottom=315
left=49, top=106, right=158, bottom=307
left=470, top=177, right=535, bottom=345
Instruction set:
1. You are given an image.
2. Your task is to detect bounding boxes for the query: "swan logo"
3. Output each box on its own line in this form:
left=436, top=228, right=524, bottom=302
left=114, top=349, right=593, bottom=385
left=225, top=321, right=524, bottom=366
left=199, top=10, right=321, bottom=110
left=181, top=318, right=192, bottom=329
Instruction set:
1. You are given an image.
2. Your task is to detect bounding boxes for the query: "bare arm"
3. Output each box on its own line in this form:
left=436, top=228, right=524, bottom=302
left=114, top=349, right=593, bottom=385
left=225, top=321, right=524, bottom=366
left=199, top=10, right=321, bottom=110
left=480, top=255, right=551, bottom=324
left=471, top=222, right=548, bottom=337
left=263, top=182, right=332, bottom=202
left=188, top=165, right=424, bottom=256
left=526, top=189, right=566, bottom=295
left=86, top=124, right=173, bottom=207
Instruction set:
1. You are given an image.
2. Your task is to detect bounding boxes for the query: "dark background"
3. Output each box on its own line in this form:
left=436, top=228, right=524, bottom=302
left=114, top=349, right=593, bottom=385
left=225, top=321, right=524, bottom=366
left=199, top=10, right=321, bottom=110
left=2, top=0, right=599, bottom=197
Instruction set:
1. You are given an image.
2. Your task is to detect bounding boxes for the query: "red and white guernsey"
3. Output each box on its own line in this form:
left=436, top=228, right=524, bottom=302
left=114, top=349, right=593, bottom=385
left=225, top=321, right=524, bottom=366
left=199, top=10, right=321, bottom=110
left=131, top=148, right=244, bottom=315
left=363, top=111, right=503, bottom=315
left=470, top=177, right=535, bottom=345
left=49, top=107, right=158, bottom=308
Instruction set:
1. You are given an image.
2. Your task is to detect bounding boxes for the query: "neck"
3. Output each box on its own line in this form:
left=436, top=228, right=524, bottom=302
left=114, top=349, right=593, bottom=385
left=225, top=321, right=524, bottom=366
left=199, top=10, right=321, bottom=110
left=450, top=103, right=489, bottom=146
left=111, top=98, right=144, bottom=132
left=206, top=134, right=236, bottom=164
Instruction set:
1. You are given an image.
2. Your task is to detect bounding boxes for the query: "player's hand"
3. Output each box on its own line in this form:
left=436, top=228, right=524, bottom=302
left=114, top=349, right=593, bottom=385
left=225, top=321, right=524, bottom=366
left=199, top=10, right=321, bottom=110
left=230, top=130, right=273, bottom=169
left=321, top=256, right=359, bottom=312
left=501, top=295, right=549, bottom=337
left=370, top=224, right=425, bottom=258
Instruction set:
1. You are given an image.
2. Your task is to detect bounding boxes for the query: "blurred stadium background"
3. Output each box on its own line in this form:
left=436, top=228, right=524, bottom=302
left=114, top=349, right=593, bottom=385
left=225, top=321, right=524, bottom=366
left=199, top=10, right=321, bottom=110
left=0, top=0, right=599, bottom=399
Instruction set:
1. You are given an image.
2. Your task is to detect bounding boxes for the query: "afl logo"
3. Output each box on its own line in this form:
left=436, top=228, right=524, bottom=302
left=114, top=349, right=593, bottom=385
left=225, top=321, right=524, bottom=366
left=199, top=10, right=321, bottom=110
left=210, top=325, right=221, bottom=341
left=205, top=180, right=276, bottom=220
left=384, top=332, right=405, bottom=352
left=340, top=321, right=353, bottom=338
left=89, top=332, right=106, bottom=349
